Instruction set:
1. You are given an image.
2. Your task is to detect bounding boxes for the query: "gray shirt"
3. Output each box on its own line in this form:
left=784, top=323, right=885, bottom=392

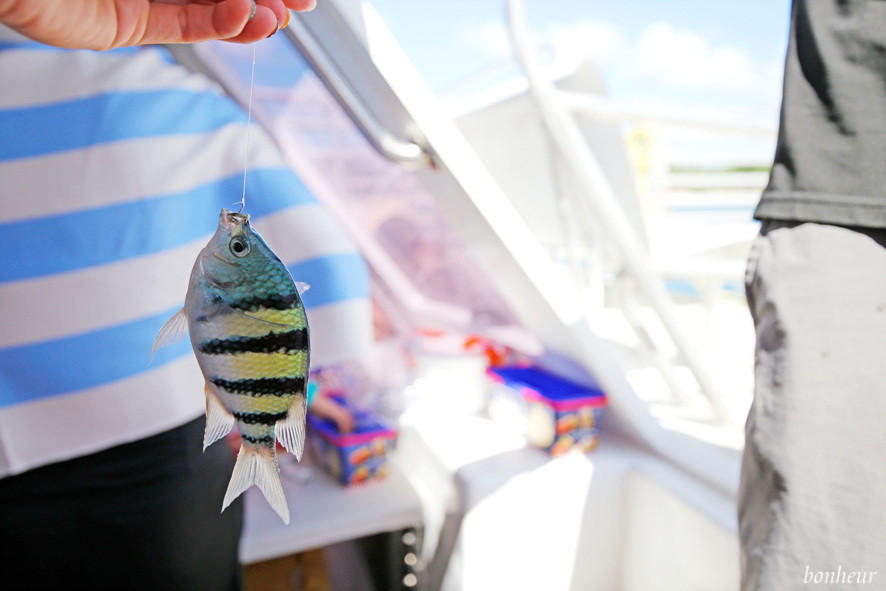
left=755, top=0, right=886, bottom=228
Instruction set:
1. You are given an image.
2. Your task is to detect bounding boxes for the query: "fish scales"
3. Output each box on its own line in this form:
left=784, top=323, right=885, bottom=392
left=153, top=208, right=309, bottom=524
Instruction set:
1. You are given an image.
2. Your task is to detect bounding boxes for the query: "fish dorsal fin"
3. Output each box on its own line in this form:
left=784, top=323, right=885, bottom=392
left=203, top=383, right=235, bottom=451
left=294, top=282, right=310, bottom=296
left=275, top=394, right=307, bottom=461
left=151, top=307, right=189, bottom=362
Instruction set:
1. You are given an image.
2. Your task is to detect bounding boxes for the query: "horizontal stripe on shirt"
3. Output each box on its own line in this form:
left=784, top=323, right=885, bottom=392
left=0, top=89, right=246, bottom=162
left=0, top=306, right=193, bottom=407
left=0, top=123, right=286, bottom=224
left=0, top=297, right=371, bottom=408
left=0, top=354, right=205, bottom=478
left=0, top=41, right=141, bottom=55
left=1, top=168, right=316, bottom=283
left=0, top=298, right=373, bottom=476
left=290, top=253, right=369, bottom=309
left=0, top=204, right=359, bottom=349
left=0, top=45, right=197, bottom=110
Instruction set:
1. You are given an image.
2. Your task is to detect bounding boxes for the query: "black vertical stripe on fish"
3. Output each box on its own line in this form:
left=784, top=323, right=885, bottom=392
left=233, top=411, right=290, bottom=425
left=199, top=329, right=308, bottom=355
left=228, top=293, right=300, bottom=312
left=211, top=376, right=306, bottom=396
left=241, top=434, right=276, bottom=445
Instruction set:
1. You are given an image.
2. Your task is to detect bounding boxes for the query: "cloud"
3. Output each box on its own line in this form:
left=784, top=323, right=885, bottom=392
left=453, top=20, right=512, bottom=60
left=546, top=20, right=627, bottom=61
left=453, top=18, right=625, bottom=63
left=451, top=17, right=782, bottom=105
left=631, top=22, right=782, bottom=99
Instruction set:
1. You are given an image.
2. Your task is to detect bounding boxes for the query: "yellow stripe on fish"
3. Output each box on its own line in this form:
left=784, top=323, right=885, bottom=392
left=197, top=311, right=297, bottom=341
left=246, top=305, right=307, bottom=327
left=198, top=350, right=308, bottom=381
left=227, top=350, right=308, bottom=380
left=229, top=395, right=297, bottom=417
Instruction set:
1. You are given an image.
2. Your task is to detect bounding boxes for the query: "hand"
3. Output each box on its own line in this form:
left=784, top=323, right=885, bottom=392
left=0, top=0, right=316, bottom=50
left=309, top=395, right=355, bottom=434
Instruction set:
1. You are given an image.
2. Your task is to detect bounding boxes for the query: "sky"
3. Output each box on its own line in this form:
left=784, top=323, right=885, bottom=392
left=368, top=0, right=793, bottom=165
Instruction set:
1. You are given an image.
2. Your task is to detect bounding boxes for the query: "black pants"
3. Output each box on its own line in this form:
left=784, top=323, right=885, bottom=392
left=0, top=417, right=243, bottom=591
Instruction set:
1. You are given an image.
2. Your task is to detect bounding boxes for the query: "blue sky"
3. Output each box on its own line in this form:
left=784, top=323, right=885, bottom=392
left=369, top=0, right=793, bottom=165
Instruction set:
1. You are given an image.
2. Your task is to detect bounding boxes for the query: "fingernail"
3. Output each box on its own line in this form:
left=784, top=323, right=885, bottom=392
left=305, top=0, right=317, bottom=11
left=281, top=10, right=291, bottom=29
left=248, top=1, right=256, bottom=20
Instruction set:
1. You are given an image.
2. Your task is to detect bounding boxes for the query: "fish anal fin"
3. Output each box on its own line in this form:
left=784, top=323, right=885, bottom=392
left=275, top=394, right=307, bottom=461
left=294, top=282, right=310, bottom=296
left=223, top=443, right=290, bottom=524
left=151, top=308, right=189, bottom=362
left=204, top=383, right=235, bottom=451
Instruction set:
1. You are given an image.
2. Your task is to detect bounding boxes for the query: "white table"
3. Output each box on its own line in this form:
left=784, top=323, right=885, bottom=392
left=239, top=453, right=424, bottom=564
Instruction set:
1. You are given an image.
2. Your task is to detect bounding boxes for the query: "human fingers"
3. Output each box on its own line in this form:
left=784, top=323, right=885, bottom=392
left=215, top=2, right=280, bottom=43
left=284, top=0, right=316, bottom=12
left=137, top=0, right=316, bottom=46
left=137, top=0, right=264, bottom=44
left=256, top=0, right=287, bottom=32
left=222, top=0, right=314, bottom=43
left=253, top=0, right=316, bottom=33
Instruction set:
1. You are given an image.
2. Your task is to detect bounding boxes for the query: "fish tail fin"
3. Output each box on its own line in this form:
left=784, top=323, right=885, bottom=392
left=223, top=443, right=290, bottom=524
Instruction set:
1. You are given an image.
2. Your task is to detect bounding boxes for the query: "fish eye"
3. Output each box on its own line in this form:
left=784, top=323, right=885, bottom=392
left=229, top=236, right=250, bottom=257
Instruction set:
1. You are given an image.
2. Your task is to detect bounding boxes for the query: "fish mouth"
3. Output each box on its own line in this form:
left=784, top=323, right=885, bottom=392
left=219, top=208, right=250, bottom=229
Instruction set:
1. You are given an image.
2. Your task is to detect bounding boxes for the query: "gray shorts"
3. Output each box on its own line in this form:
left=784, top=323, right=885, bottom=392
left=740, top=220, right=886, bottom=590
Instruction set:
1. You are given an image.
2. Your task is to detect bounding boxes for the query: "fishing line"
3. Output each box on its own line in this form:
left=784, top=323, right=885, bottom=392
left=237, top=42, right=257, bottom=214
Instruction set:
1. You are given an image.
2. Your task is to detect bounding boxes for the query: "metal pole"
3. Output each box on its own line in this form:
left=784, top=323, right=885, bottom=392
left=506, top=0, right=735, bottom=425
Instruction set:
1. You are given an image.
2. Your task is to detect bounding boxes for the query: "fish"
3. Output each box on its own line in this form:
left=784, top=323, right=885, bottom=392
left=153, top=208, right=310, bottom=524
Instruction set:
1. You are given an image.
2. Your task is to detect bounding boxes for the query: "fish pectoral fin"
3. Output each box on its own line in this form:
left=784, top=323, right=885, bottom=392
left=204, top=383, right=235, bottom=451
left=150, top=307, right=189, bottom=362
left=275, top=394, right=307, bottom=461
left=294, top=282, right=310, bottom=296
left=223, top=444, right=290, bottom=524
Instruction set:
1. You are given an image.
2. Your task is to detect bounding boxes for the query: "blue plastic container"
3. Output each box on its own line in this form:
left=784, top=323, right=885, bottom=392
left=487, top=366, right=606, bottom=456
left=308, top=398, right=397, bottom=487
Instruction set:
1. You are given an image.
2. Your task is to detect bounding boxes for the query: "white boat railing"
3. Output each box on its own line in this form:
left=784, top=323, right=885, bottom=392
left=281, top=19, right=433, bottom=169
left=560, top=90, right=777, bottom=138
left=506, top=0, right=777, bottom=426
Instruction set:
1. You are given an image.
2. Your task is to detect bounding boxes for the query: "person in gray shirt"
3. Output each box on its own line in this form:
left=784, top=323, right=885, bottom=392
left=740, top=1, right=886, bottom=589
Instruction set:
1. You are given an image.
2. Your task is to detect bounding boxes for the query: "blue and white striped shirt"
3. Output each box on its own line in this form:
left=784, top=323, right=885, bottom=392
left=0, top=31, right=372, bottom=477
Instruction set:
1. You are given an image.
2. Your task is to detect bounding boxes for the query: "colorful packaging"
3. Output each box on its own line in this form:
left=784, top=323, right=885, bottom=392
left=487, top=366, right=607, bottom=457
left=307, top=398, right=398, bottom=487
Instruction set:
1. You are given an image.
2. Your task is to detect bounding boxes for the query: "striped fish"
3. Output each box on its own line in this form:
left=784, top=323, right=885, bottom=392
left=153, top=208, right=309, bottom=524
